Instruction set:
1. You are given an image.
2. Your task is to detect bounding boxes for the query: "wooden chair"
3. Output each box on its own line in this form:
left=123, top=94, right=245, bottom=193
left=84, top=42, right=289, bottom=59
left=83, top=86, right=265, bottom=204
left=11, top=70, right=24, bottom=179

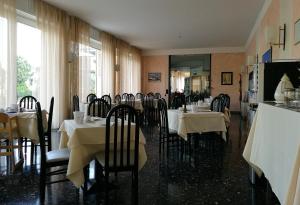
left=101, top=95, right=112, bottom=109
left=141, top=96, right=155, bottom=125
left=19, top=96, right=37, bottom=157
left=86, top=93, right=97, bottom=103
left=31, top=97, right=54, bottom=165
left=219, top=93, right=230, bottom=109
left=170, top=96, right=184, bottom=109
left=147, top=92, right=154, bottom=97
left=115, top=95, right=121, bottom=104
left=0, top=113, right=23, bottom=172
left=121, top=93, right=128, bottom=100
left=125, top=94, right=135, bottom=108
left=88, top=98, right=110, bottom=117
left=19, top=95, right=37, bottom=110
left=36, top=101, right=70, bottom=204
left=73, top=95, right=79, bottom=112
left=210, top=96, right=225, bottom=113
left=154, top=93, right=161, bottom=99
left=101, top=104, right=140, bottom=204
left=135, top=93, right=144, bottom=100
left=157, top=99, right=180, bottom=155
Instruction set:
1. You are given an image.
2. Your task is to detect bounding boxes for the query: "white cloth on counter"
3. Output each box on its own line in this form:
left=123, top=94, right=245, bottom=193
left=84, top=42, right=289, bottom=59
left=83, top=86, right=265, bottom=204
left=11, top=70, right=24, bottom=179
left=243, top=103, right=300, bottom=205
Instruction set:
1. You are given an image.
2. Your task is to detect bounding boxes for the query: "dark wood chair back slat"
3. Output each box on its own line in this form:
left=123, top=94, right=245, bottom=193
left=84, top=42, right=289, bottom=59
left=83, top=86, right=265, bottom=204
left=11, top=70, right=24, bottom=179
left=88, top=98, right=110, bottom=117
left=73, top=95, right=79, bottom=112
left=135, top=93, right=144, bottom=100
left=101, top=95, right=112, bottom=109
left=210, top=96, right=225, bottom=112
left=115, top=94, right=121, bottom=104
left=19, top=96, right=37, bottom=109
left=105, top=104, right=140, bottom=172
left=86, top=93, right=97, bottom=103
left=125, top=94, right=135, bottom=107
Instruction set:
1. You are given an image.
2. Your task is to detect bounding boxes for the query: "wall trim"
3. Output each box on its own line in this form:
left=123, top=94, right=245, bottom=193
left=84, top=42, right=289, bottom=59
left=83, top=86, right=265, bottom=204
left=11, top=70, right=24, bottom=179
left=142, top=47, right=245, bottom=56
left=245, top=0, right=272, bottom=50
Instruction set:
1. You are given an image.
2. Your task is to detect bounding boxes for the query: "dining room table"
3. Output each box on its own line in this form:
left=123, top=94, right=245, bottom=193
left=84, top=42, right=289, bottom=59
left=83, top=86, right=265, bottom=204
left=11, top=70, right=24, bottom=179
left=6, top=110, right=48, bottom=144
left=59, top=118, right=147, bottom=188
left=168, top=108, right=228, bottom=141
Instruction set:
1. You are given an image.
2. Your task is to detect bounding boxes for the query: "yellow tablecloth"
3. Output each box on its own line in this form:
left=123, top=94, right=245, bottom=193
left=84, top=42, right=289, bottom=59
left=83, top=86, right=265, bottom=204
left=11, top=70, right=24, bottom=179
left=168, top=109, right=227, bottom=141
left=243, top=103, right=300, bottom=205
left=59, top=119, right=147, bottom=188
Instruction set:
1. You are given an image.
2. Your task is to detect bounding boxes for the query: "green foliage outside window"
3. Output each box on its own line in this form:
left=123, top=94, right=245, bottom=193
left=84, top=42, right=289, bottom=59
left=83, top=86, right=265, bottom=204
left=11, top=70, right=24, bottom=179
left=16, top=56, right=33, bottom=98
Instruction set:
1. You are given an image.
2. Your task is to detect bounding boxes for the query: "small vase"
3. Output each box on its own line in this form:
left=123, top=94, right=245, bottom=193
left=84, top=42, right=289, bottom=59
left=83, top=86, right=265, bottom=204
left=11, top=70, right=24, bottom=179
left=274, top=73, right=294, bottom=103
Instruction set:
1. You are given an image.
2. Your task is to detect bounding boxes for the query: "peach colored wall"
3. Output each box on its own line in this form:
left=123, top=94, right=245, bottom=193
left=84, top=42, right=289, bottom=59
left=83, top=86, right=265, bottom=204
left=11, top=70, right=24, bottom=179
left=211, top=53, right=245, bottom=112
left=292, top=0, right=300, bottom=58
left=244, top=0, right=300, bottom=95
left=142, top=53, right=245, bottom=111
left=142, top=55, right=169, bottom=96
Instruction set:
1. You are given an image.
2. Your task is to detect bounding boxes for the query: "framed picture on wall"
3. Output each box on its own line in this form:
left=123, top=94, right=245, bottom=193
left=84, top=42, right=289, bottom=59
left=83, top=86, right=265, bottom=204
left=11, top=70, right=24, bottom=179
left=221, top=72, right=233, bottom=85
left=295, top=18, right=300, bottom=45
left=148, top=72, right=161, bottom=81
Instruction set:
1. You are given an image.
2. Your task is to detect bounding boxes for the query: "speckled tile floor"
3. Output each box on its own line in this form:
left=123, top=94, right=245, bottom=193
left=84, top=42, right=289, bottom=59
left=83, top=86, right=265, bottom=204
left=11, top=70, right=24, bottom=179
left=0, top=114, right=280, bottom=205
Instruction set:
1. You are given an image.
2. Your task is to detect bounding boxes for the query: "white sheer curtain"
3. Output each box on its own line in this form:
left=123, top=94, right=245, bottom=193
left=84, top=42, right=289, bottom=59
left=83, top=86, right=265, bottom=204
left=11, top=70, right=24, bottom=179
left=118, top=40, right=130, bottom=94
left=131, top=48, right=141, bottom=94
left=36, top=0, right=68, bottom=128
left=75, top=19, right=91, bottom=102
left=118, top=40, right=141, bottom=94
left=100, top=32, right=115, bottom=97
left=0, top=0, right=16, bottom=108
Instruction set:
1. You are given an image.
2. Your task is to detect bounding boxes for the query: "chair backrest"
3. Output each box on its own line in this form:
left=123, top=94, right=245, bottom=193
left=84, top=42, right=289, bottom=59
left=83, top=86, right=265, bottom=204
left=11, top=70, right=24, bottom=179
left=73, top=95, right=79, bottom=112
left=46, top=97, right=54, bottom=134
left=105, top=104, right=140, bottom=172
left=125, top=94, right=135, bottom=107
left=171, top=96, right=184, bottom=109
left=154, top=93, right=161, bottom=99
left=19, top=96, right=37, bottom=109
left=121, top=93, right=128, bottom=100
left=147, top=92, right=154, bottom=97
left=0, top=113, right=9, bottom=132
left=210, top=96, right=225, bottom=112
left=193, top=95, right=200, bottom=102
left=88, top=98, right=110, bottom=117
left=101, top=95, right=112, bottom=109
left=135, top=93, right=144, bottom=100
left=142, top=95, right=154, bottom=109
left=86, top=93, right=97, bottom=103
left=158, top=98, right=169, bottom=136
left=219, top=94, right=230, bottom=109
left=115, top=94, right=121, bottom=104
left=36, top=102, right=46, bottom=167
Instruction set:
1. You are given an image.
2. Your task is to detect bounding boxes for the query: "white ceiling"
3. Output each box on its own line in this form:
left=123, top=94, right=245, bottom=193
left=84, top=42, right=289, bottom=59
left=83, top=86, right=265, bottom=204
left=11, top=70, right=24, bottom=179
left=45, top=0, right=265, bottom=51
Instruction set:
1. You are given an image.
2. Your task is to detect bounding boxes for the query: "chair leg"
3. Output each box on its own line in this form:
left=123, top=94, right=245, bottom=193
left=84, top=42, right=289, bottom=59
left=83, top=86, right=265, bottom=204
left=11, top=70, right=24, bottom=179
left=40, top=175, right=46, bottom=204
left=24, top=138, right=27, bottom=154
left=132, top=170, right=138, bottom=205
left=105, top=174, right=109, bottom=205
left=30, top=143, right=34, bottom=165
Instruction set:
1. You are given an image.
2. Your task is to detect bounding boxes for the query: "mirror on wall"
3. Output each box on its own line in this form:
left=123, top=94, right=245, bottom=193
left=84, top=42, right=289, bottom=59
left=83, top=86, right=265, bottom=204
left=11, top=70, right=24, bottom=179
left=169, top=54, right=211, bottom=97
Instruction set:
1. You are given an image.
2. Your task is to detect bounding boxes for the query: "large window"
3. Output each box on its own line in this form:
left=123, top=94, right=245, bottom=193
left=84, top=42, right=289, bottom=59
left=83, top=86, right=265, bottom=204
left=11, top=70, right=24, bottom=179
left=16, top=22, right=41, bottom=100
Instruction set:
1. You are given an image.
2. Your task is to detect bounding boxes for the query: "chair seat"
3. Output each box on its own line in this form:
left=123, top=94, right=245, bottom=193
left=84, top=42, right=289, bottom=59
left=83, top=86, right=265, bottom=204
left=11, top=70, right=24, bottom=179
left=46, top=148, right=70, bottom=163
left=169, top=128, right=177, bottom=135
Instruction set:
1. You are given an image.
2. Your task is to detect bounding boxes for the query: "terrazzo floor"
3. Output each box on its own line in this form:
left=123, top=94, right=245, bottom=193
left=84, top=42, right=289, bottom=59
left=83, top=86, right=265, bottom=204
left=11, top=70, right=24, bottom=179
left=0, top=114, right=280, bottom=205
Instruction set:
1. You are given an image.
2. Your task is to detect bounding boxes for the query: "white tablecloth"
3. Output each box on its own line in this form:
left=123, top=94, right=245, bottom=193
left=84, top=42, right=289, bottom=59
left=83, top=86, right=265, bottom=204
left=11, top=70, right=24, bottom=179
left=168, top=109, right=227, bottom=141
left=14, top=111, right=47, bottom=143
left=243, top=103, right=300, bottom=205
left=59, top=119, right=147, bottom=188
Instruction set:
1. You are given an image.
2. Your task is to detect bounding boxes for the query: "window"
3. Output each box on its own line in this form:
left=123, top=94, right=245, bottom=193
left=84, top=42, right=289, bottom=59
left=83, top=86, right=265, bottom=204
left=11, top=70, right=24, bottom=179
left=16, top=22, right=41, bottom=100
left=79, top=38, right=103, bottom=98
